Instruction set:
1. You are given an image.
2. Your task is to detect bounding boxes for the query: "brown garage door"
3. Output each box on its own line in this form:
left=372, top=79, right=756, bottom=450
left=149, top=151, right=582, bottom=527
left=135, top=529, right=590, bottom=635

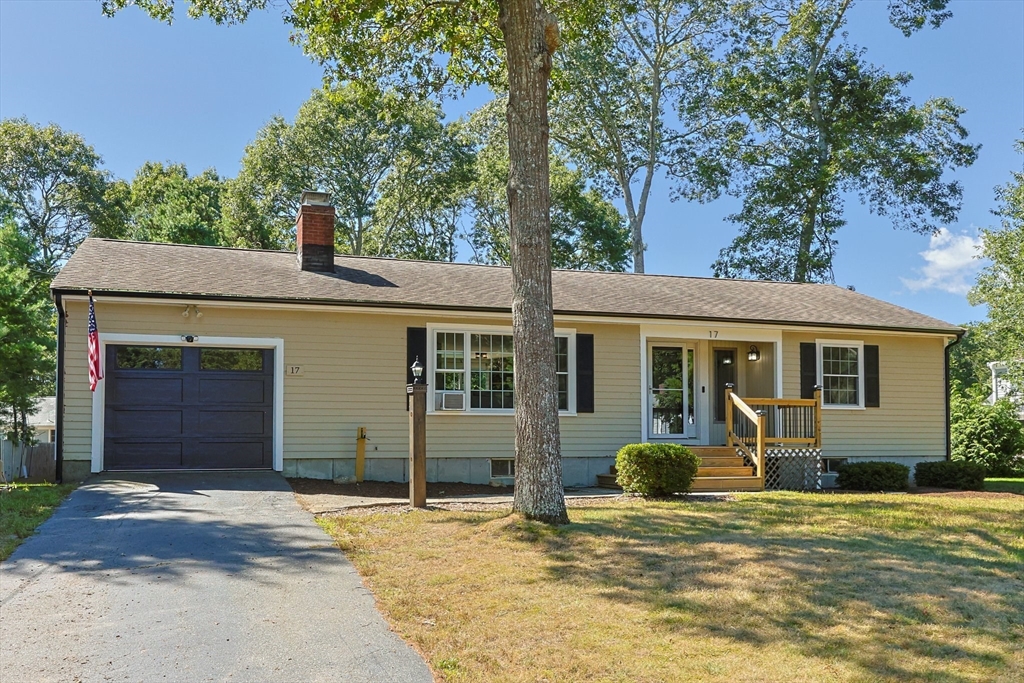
left=104, top=345, right=274, bottom=470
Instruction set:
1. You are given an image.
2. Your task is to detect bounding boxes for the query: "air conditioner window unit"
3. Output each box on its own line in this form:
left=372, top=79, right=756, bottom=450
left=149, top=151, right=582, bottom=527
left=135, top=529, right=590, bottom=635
left=438, top=391, right=465, bottom=411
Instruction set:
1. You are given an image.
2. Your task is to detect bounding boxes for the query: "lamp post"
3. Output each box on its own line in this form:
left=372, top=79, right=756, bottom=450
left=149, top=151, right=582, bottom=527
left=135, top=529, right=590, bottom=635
left=408, top=357, right=427, bottom=508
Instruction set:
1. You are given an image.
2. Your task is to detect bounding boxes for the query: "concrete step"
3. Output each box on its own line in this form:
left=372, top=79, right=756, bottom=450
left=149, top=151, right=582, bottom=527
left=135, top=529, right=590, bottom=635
left=697, top=457, right=746, bottom=467
left=596, top=473, right=621, bottom=489
left=697, top=466, right=755, bottom=477
left=690, top=476, right=763, bottom=492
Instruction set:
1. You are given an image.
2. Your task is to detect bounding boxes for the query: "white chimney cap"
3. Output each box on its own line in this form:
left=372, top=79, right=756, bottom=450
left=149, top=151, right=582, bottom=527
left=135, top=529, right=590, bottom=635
left=300, top=190, right=331, bottom=206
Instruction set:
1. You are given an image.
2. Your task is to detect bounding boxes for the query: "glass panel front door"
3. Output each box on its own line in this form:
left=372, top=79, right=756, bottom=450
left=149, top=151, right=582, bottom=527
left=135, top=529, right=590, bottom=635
left=650, top=345, right=695, bottom=437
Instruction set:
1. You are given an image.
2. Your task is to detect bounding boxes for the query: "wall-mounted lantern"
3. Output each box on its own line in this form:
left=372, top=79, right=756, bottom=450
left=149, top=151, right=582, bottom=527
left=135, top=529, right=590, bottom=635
left=747, top=345, right=760, bottom=362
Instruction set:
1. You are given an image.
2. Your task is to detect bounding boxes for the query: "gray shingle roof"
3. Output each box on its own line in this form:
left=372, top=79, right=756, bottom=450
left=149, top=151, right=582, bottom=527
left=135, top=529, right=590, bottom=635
left=51, top=239, right=960, bottom=334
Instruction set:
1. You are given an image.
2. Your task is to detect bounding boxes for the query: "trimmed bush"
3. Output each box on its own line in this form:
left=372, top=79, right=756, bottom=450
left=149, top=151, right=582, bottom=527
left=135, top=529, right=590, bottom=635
left=836, top=461, right=909, bottom=492
left=615, top=443, right=700, bottom=497
left=914, top=460, right=986, bottom=490
left=951, top=393, right=1024, bottom=476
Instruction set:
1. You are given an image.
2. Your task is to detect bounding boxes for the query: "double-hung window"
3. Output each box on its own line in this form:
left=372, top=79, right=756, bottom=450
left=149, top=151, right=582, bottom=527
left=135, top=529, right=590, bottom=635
left=818, top=340, right=864, bottom=408
left=431, top=328, right=574, bottom=413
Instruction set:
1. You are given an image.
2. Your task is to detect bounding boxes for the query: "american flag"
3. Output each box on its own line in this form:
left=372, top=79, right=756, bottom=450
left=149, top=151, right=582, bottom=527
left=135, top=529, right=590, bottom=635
left=88, top=295, right=103, bottom=391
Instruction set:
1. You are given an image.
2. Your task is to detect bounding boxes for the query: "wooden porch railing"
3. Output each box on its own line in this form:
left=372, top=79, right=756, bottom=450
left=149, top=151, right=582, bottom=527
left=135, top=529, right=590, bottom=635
left=725, top=384, right=822, bottom=489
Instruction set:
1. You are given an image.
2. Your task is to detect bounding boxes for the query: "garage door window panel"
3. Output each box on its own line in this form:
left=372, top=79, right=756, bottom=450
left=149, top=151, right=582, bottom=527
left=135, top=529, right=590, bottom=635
left=116, top=346, right=182, bottom=370
left=200, top=348, right=264, bottom=371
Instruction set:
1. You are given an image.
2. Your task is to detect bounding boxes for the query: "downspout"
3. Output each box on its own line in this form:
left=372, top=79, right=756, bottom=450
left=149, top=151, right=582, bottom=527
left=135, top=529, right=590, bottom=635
left=54, top=292, right=66, bottom=483
left=944, top=334, right=962, bottom=461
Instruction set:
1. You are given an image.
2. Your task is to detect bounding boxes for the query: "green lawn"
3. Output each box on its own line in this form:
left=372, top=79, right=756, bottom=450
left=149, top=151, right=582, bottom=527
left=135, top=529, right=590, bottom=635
left=986, top=478, right=1024, bottom=494
left=320, top=492, right=1024, bottom=682
left=0, top=482, right=76, bottom=561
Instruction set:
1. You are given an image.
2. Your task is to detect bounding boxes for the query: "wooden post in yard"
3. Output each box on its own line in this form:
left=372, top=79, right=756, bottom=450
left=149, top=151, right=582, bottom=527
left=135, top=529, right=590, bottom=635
left=408, top=383, right=427, bottom=508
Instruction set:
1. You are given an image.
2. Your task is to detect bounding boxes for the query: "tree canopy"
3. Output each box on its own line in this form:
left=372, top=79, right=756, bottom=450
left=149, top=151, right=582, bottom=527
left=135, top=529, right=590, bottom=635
left=123, top=162, right=226, bottom=246
left=223, top=84, right=474, bottom=260
left=968, top=139, right=1024, bottom=389
left=467, top=99, right=631, bottom=271
left=710, top=0, right=978, bottom=283
left=549, top=0, right=732, bottom=272
left=0, top=218, right=54, bottom=445
left=0, top=117, right=115, bottom=276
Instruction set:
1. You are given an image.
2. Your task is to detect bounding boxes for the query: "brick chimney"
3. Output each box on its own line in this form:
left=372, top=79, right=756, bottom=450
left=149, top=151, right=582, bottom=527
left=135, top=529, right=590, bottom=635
left=296, top=190, right=335, bottom=273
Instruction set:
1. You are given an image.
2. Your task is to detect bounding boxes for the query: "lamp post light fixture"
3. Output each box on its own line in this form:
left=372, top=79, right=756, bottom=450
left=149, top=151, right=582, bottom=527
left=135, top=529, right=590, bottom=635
left=748, top=345, right=760, bottom=362
left=411, top=357, right=424, bottom=384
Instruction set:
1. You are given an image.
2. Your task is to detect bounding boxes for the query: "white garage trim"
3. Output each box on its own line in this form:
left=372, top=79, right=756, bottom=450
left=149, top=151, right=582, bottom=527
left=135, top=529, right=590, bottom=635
left=91, top=333, right=285, bottom=473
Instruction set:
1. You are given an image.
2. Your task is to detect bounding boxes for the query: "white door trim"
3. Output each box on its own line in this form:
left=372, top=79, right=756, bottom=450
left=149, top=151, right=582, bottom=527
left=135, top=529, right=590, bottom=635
left=91, top=333, right=285, bottom=473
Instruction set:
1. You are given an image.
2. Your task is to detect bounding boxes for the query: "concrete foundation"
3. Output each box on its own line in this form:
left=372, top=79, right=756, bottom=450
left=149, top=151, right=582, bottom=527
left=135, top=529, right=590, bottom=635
left=60, top=460, right=92, bottom=482
left=282, top=456, right=617, bottom=487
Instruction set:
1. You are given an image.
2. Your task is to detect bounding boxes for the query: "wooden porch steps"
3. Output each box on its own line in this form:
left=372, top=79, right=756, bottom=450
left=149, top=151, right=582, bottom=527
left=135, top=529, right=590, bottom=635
left=697, top=466, right=754, bottom=477
left=690, top=476, right=763, bottom=492
left=594, top=445, right=762, bottom=492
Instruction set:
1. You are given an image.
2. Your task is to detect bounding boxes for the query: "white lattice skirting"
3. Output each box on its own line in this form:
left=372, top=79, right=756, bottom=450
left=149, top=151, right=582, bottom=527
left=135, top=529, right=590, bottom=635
left=764, top=448, right=822, bottom=491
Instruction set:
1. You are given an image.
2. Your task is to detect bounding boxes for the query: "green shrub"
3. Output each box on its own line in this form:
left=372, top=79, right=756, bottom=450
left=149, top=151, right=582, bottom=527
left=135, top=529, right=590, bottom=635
left=951, top=393, right=1024, bottom=476
left=615, top=443, right=700, bottom=496
left=914, top=460, right=987, bottom=490
left=836, top=461, right=909, bottom=492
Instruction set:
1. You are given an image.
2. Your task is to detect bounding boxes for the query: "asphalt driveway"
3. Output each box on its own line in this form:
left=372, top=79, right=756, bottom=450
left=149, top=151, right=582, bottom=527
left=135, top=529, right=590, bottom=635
left=0, top=472, right=433, bottom=683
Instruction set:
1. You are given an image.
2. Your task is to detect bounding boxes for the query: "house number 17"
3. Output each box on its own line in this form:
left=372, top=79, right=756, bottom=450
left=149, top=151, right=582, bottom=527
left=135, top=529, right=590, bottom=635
left=709, top=330, right=719, bottom=338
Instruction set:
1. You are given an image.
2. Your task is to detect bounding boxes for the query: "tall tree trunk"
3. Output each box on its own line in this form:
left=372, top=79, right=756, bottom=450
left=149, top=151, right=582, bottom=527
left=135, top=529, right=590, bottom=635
left=499, top=0, right=569, bottom=525
left=631, top=216, right=645, bottom=273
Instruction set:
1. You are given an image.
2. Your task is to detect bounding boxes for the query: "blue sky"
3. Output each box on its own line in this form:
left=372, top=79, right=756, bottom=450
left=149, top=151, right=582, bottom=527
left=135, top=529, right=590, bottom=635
left=1, top=0, right=1021, bottom=326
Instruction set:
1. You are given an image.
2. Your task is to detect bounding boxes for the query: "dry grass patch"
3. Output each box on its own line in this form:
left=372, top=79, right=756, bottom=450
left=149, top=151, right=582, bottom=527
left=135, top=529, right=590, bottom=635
left=319, top=493, right=1024, bottom=683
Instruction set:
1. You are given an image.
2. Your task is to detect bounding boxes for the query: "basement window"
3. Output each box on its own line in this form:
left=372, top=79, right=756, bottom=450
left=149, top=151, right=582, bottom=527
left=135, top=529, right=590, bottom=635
left=822, top=458, right=848, bottom=474
left=490, top=459, right=515, bottom=479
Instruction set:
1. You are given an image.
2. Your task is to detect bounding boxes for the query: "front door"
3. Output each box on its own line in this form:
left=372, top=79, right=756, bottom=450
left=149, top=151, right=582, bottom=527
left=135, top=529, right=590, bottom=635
left=711, top=348, right=737, bottom=445
left=648, top=344, right=696, bottom=439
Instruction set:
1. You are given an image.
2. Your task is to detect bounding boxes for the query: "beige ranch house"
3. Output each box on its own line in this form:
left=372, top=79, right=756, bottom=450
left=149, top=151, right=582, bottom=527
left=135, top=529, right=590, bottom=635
left=51, top=195, right=961, bottom=490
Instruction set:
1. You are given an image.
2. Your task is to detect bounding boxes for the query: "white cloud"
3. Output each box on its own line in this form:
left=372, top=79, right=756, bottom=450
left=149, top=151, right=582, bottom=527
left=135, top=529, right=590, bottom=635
left=901, top=228, right=984, bottom=295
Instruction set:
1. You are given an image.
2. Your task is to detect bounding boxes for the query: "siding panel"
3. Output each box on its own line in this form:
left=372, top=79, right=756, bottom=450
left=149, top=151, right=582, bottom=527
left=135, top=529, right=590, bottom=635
left=782, top=331, right=947, bottom=460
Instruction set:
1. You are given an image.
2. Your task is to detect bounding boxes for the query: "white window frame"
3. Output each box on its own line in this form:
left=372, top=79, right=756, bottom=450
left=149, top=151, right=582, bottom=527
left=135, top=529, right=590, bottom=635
left=91, top=333, right=285, bottom=473
left=426, top=324, right=576, bottom=416
left=816, top=339, right=865, bottom=410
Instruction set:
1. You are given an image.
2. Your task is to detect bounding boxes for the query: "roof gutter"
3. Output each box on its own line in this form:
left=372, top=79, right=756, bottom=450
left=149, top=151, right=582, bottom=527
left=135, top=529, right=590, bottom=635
left=54, top=292, right=66, bottom=483
left=945, top=333, right=963, bottom=461
left=50, top=287, right=962, bottom=338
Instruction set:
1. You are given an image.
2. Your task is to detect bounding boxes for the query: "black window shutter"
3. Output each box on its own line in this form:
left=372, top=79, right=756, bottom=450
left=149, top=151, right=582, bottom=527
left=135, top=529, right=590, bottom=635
left=407, top=327, right=427, bottom=408
left=800, top=343, right=817, bottom=399
left=576, top=334, right=595, bottom=413
left=407, top=327, right=427, bottom=384
left=865, top=345, right=880, bottom=408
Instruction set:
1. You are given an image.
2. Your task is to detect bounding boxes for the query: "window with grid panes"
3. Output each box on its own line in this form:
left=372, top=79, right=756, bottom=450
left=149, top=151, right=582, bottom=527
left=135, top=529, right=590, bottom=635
left=433, top=330, right=573, bottom=412
left=821, top=345, right=860, bottom=406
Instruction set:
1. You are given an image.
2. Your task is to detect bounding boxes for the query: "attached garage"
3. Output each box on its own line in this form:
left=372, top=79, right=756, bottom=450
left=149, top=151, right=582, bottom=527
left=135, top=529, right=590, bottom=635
left=103, top=344, right=275, bottom=470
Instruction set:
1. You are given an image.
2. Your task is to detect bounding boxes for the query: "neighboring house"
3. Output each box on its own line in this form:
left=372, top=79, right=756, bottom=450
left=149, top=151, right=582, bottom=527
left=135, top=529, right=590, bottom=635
left=987, top=361, right=1024, bottom=421
left=50, top=193, right=961, bottom=489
